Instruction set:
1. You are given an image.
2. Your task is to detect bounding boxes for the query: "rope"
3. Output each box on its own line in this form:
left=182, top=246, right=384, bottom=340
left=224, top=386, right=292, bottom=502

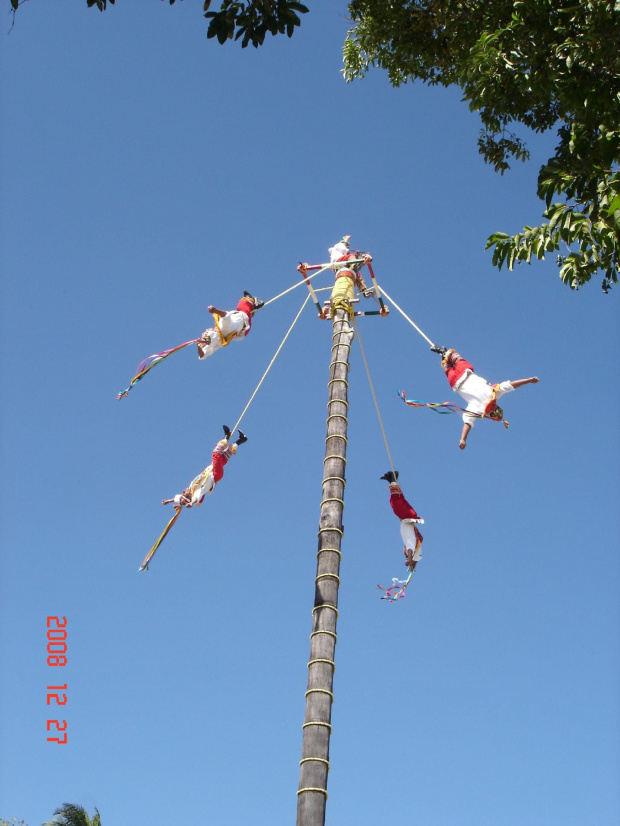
left=305, top=688, right=334, bottom=701
left=377, top=285, right=435, bottom=347
left=352, top=316, right=395, bottom=476
left=317, top=548, right=342, bottom=561
left=302, top=721, right=332, bottom=731
left=228, top=294, right=310, bottom=437
left=308, top=659, right=336, bottom=670
left=299, top=757, right=330, bottom=769
left=262, top=265, right=332, bottom=308
left=315, top=572, right=341, bottom=585
left=310, top=630, right=337, bottom=641
left=297, top=787, right=328, bottom=800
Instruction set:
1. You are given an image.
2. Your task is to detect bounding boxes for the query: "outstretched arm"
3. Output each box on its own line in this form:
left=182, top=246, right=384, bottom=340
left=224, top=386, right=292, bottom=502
left=208, top=305, right=227, bottom=317
left=459, top=422, right=472, bottom=450
left=510, top=376, right=539, bottom=389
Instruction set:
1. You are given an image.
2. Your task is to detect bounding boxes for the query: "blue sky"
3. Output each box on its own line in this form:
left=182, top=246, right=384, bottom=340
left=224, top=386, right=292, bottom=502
left=1, top=3, right=618, bottom=825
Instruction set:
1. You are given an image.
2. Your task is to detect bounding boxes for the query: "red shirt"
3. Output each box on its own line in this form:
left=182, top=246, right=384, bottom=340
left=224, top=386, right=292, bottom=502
left=389, top=490, right=421, bottom=522
left=335, top=253, right=364, bottom=289
left=444, top=358, right=474, bottom=388
left=236, top=298, right=254, bottom=336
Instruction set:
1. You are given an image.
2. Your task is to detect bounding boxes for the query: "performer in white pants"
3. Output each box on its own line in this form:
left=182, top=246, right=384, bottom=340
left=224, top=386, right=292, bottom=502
left=431, top=347, right=539, bottom=449
left=162, top=427, right=248, bottom=508
left=380, top=471, right=424, bottom=569
left=197, top=292, right=264, bottom=360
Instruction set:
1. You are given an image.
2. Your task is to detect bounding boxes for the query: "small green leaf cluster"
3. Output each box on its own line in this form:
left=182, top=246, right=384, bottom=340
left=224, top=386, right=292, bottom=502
left=82, top=0, right=309, bottom=48
left=86, top=0, right=115, bottom=10
left=487, top=169, right=619, bottom=291
left=42, top=804, right=100, bottom=826
left=204, top=0, right=309, bottom=48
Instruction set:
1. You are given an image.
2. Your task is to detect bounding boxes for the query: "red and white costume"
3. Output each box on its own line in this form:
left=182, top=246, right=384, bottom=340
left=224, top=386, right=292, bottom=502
left=189, top=440, right=238, bottom=505
left=389, top=484, right=424, bottom=563
left=198, top=298, right=254, bottom=360
left=443, top=353, right=514, bottom=427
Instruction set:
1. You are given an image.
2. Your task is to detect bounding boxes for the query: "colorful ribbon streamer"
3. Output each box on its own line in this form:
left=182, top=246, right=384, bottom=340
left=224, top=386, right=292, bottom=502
left=139, top=506, right=182, bottom=572
left=117, top=339, right=200, bottom=399
left=398, top=390, right=509, bottom=428
left=377, top=570, right=414, bottom=603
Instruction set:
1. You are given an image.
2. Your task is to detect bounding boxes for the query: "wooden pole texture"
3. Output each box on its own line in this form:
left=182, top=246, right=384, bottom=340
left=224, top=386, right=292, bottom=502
left=296, top=308, right=352, bottom=826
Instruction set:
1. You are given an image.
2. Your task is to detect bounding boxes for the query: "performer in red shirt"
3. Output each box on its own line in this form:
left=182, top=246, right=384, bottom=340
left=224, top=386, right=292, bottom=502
left=380, top=470, right=424, bottom=569
left=431, top=346, right=539, bottom=449
left=162, top=426, right=248, bottom=508
left=197, top=292, right=264, bottom=359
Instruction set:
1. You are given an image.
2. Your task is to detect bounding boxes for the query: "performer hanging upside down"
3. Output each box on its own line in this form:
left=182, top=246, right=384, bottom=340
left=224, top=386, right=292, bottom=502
left=430, top=346, right=539, bottom=449
left=328, top=235, right=374, bottom=320
left=197, top=292, right=264, bottom=359
left=162, top=426, right=248, bottom=508
left=380, top=470, right=424, bottom=570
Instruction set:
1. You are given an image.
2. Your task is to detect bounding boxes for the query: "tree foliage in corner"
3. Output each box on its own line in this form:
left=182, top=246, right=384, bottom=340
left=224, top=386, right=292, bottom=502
left=42, top=803, right=101, bottom=826
left=344, top=0, right=620, bottom=291
left=84, top=0, right=308, bottom=49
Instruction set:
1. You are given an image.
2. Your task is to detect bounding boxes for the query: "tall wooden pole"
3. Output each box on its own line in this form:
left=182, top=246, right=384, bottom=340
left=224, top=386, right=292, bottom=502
left=297, top=307, right=352, bottom=826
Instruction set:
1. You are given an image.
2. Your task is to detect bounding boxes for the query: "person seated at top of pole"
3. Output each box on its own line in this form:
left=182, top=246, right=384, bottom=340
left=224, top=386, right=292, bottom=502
left=327, top=235, right=375, bottom=322
left=197, top=292, right=265, bottom=360
left=430, top=346, right=539, bottom=450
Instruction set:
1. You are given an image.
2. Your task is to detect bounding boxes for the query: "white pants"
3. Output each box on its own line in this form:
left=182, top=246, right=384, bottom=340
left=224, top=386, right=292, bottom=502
left=198, top=310, right=249, bottom=359
left=456, top=374, right=514, bottom=426
left=400, top=520, right=422, bottom=561
left=190, top=466, right=215, bottom=505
